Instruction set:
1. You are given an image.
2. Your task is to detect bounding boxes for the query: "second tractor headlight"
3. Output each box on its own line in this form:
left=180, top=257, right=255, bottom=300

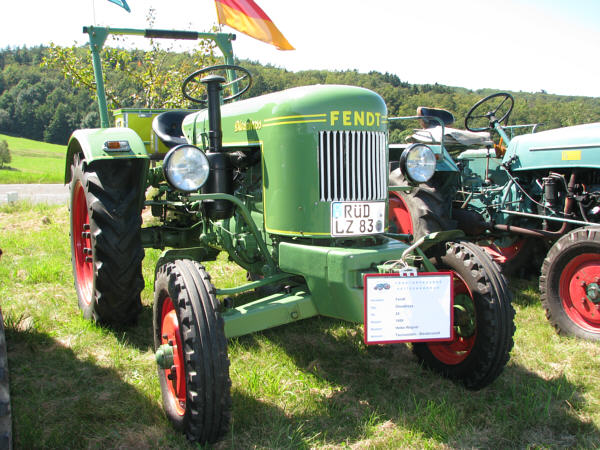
left=400, top=144, right=436, bottom=183
left=163, top=145, right=210, bottom=192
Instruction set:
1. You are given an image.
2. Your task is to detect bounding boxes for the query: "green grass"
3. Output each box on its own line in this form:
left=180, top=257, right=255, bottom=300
left=1, top=203, right=599, bottom=448
left=0, top=134, right=66, bottom=183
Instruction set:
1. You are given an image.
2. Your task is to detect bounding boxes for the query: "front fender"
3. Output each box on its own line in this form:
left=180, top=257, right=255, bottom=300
left=64, top=127, right=149, bottom=183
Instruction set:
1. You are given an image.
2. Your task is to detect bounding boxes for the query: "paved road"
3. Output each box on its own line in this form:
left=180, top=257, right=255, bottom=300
left=0, top=184, right=69, bottom=205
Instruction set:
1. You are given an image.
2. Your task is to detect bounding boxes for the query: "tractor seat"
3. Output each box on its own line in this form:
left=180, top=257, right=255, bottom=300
left=152, top=110, right=190, bottom=149
left=416, top=106, right=455, bottom=129
left=407, top=126, right=493, bottom=148
left=410, top=106, right=492, bottom=148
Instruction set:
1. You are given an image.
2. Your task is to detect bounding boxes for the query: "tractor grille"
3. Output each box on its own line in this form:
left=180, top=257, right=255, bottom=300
left=318, top=130, right=387, bottom=202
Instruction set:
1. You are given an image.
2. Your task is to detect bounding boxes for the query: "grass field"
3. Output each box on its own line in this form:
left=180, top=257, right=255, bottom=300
left=0, top=134, right=66, bottom=184
left=0, top=202, right=599, bottom=448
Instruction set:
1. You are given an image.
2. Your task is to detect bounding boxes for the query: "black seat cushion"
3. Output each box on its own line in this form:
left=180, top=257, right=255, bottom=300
left=416, top=106, right=455, bottom=128
left=152, top=110, right=190, bottom=148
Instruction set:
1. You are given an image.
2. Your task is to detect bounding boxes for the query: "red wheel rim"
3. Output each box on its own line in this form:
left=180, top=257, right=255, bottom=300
left=72, top=181, right=93, bottom=305
left=160, top=297, right=186, bottom=416
left=559, top=253, right=600, bottom=333
left=481, top=238, right=525, bottom=265
left=389, top=192, right=414, bottom=234
left=426, top=273, right=476, bottom=364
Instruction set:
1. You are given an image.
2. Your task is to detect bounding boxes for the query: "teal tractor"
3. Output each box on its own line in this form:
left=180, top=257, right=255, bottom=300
left=66, top=27, right=515, bottom=444
left=389, top=92, right=600, bottom=342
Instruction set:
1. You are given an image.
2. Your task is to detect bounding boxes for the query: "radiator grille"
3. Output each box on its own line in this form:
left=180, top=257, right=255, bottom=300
left=319, top=130, right=387, bottom=202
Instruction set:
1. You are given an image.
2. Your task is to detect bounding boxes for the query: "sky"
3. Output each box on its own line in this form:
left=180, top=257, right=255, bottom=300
left=2, top=0, right=600, bottom=97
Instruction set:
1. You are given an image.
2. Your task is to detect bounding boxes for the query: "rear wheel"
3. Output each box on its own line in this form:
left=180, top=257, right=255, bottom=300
left=413, top=241, right=515, bottom=389
left=69, top=154, right=145, bottom=326
left=540, top=227, right=600, bottom=341
left=154, top=260, right=231, bottom=444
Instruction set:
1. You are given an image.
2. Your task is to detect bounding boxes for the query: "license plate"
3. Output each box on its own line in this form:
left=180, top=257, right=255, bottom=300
left=364, top=273, right=454, bottom=345
left=331, top=201, right=385, bottom=237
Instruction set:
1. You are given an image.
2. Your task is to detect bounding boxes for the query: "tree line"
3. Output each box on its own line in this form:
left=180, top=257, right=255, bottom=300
left=1, top=45, right=599, bottom=145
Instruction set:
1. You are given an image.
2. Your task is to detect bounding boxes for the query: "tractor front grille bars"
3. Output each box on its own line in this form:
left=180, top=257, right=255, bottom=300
left=318, top=130, right=387, bottom=202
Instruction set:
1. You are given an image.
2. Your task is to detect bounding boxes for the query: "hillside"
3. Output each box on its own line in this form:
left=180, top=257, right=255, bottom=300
left=0, top=133, right=65, bottom=183
left=1, top=46, right=600, bottom=145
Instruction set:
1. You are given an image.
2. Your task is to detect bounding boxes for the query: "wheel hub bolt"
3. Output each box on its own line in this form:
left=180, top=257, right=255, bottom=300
left=586, top=283, right=600, bottom=303
left=155, top=343, right=175, bottom=369
left=167, top=365, right=177, bottom=380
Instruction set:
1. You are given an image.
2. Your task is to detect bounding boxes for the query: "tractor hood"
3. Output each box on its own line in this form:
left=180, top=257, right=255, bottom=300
left=504, top=122, right=600, bottom=171
left=182, top=84, right=387, bottom=147
left=181, top=84, right=388, bottom=238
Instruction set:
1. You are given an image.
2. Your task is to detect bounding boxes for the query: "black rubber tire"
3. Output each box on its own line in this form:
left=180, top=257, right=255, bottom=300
left=388, top=172, right=456, bottom=240
left=69, top=154, right=145, bottom=326
left=413, top=241, right=515, bottom=390
left=153, top=260, right=231, bottom=444
left=0, top=310, right=12, bottom=450
left=540, top=227, right=600, bottom=341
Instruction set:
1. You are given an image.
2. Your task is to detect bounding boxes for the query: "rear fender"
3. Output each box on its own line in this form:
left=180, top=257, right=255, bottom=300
left=64, top=127, right=149, bottom=183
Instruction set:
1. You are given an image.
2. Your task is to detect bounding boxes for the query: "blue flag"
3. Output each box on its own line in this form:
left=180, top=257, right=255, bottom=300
left=107, top=0, right=131, bottom=12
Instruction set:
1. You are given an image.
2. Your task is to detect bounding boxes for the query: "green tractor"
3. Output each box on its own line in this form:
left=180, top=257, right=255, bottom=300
left=66, top=27, right=515, bottom=444
left=389, top=92, right=600, bottom=342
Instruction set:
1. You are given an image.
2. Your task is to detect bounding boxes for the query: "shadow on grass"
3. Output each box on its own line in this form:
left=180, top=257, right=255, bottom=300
left=229, top=317, right=599, bottom=448
left=101, top=304, right=155, bottom=352
left=5, top=325, right=191, bottom=449
left=0, top=167, right=19, bottom=172
left=85, top=283, right=598, bottom=448
left=508, top=276, right=541, bottom=307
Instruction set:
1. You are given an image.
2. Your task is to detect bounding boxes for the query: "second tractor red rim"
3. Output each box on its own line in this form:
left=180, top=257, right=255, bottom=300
left=559, top=253, right=600, bottom=333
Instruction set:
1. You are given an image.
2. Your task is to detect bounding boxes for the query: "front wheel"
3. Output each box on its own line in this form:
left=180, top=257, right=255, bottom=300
left=153, top=260, right=231, bottom=444
left=540, top=227, right=600, bottom=341
left=413, top=241, right=515, bottom=390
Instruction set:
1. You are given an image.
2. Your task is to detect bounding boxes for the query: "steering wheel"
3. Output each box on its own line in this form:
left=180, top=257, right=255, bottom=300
left=465, top=92, right=514, bottom=132
left=182, top=64, right=252, bottom=105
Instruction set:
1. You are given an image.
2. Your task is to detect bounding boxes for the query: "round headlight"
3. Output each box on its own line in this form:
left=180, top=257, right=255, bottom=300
left=163, top=145, right=210, bottom=192
left=400, top=144, right=436, bottom=184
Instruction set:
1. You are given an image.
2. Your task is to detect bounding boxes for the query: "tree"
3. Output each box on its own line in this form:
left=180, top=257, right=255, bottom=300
left=41, top=7, right=220, bottom=111
left=44, top=103, right=74, bottom=144
left=0, top=140, right=11, bottom=169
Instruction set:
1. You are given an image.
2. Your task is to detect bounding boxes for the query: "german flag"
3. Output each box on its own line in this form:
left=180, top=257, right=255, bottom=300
left=215, top=0, right=294, bottom=50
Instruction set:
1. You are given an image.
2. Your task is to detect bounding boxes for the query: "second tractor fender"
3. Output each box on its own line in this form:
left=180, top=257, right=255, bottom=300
left=64, top=127, right=149, bottom=183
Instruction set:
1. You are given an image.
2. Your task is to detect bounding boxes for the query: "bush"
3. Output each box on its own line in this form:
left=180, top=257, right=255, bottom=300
left=0, top=139, right=11, bottom=168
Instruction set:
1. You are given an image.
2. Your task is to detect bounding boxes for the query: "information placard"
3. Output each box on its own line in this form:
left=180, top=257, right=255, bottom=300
left=364, top=273, right=454, bottom=345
